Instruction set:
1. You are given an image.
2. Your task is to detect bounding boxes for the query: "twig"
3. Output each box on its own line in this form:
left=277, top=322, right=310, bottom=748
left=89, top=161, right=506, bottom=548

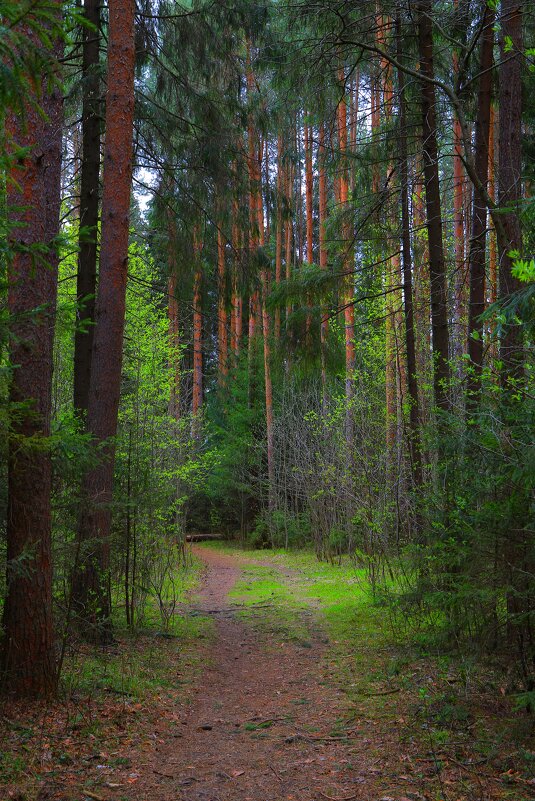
left=319, top=792, right=358, bottom=801
left=83, top=792, right=106, bottom=801
left=269, top=764, right=284, bottom=783
left=153, top=769, right=175, bottom=778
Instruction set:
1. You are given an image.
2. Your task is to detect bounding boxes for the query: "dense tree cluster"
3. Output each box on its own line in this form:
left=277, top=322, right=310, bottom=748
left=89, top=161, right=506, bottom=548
left=0, top=0, right=533, bottom=698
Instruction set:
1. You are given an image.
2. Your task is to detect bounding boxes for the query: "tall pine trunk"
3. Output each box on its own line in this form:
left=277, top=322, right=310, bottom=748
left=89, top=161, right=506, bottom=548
left=275, top=134, right=283, bottom=341
left=417, top=0, right=450, bottom=411
left=498, top=0, right=523, bottom=379
left=217, top=224, right=228, bottom=383
left=466, top=2, right=495, bottom=408
left=74, top=0, right=101, bottom=418
left=72, top=0, right=135, bottom=642
left=396, top=13, right=422, bottom=488
left=338, top=68, right=355, bottom=446
left=192, top=228, right=203, bottom=423
left=3, top=20, right=63, bottom=695
left=318, top=123, right=329, bottom=400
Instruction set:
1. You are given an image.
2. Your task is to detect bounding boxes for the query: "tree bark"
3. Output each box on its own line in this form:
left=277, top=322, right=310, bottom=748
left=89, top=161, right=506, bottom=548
left=498, top=0, right=523, bottom=380
left=192, top=229, right=203, bottom=422
left=318, top=122, right=329, bottom=399
left=275, top=133, right=283, bottom=341
left=72, top=0, right=136, bottom=642
left=74, top=0, right=101, bottom=419
left=417, top=0, right=450, bottom=411
left=305, top=122, right=314, bottom=263
left=338, top=68, right=355, bottom=446
left=396, top=13, right=422, bottom=487
left=466, top=2, right=495, bottom=408
left=3, top=19, right=63, bottom=696
left=217, top=224, right=228, bottom=383
left=231, top=193, right=242, bottom=359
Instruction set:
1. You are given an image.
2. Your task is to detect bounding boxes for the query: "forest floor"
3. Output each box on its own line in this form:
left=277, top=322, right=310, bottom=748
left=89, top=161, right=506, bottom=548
left=2, top=544, right=534, bottom=801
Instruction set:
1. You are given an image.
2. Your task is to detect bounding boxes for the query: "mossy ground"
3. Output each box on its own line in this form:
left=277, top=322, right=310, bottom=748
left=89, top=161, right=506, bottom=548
left=0, top=552, right=211, bottom=798
left=200, top=541, right=535, bottom=799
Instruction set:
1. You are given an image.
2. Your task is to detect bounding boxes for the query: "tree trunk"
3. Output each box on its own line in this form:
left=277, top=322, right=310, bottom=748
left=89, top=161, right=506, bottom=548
left=167, top=213, right=181, bottom=419
left=417, top=0, right=450, bottom=411
left=74, top=0, right=101, bottom=419
left=318, top=122, right=329, bottom=400
left=3, top=24, right=63, bottom=697
left=275, top=134, right=283, bottom=341
left=396, top=13, right=422, bottom=487
left=498, top=0, right=523, bottom=380
left=192, top=229, right=203, bottom=421
left=231, top=194, right=242, bottom=358
left=451, top=0, right=466, bottom=365
left=466, top=2, right=495, bottom=408
left=71, top=0, right=136, bottom=642
left=217, top=224, right=228, bottom=383
left=488, top=104, right=497, bottom=307
left=305, top=122, right=314, bottom=263
left=338, top=68, right=355, bottom=446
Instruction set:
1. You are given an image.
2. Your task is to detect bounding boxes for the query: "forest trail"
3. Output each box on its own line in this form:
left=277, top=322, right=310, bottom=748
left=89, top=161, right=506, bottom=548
left=123, top=545, right=388, bottom=801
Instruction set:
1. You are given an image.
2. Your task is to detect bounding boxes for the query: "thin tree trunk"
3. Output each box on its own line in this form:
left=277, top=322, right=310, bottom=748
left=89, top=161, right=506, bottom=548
left=488, top=104, right=497, bottom=307
left=231, top=194, right=242, bottom=358
left=498, top=0, right=523, bottom=380
left=452, top=0, right=466, bottom=365
left=305, top=122, right=314, bottom=263
left=2, top=20, right=63, bottom=697
left=318, top=122, right=329, bottom=400
left=417, top=0, right=450, bottom=410
left=74, top=0, right=101, bottom=419
left=218, top=224, right=228, bottom=383
left=285, top=150, right=294, bottom=324
left=167, top=213, right=181, bottom=419
left=466, top=2, right=495, bottom=408
left=275, top=134, right=283, bottom=341
left=396, top=12, right=422, bottom=487
left=72, top=0, right=136, bottom=642
left=338, top=67, right=355, bottom=446
left=192, top=228, right=203, bottom=422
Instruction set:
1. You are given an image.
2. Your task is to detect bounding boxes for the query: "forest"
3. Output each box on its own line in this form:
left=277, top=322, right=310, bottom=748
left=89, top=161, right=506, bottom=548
left=0, top=0, right=534, bottom=799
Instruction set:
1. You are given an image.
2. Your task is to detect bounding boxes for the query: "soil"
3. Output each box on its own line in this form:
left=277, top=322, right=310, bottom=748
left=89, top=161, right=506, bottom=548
left=115, top=547, right=420, bottom=801
left=5, top=546, right=532, bottom=801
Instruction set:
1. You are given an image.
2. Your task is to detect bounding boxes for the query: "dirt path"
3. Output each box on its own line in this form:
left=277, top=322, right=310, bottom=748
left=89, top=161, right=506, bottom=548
left=126, top=546, right=386, bottom=801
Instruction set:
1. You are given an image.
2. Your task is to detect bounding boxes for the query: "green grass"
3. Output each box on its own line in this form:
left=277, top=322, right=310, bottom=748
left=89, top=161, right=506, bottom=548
left=228, top=562, right=311, bottom=643
left=61, top=551, right=212, bottom=700
left=206, top=544, right=394, bottom=702
left=203, top=542, right=535, bottom=799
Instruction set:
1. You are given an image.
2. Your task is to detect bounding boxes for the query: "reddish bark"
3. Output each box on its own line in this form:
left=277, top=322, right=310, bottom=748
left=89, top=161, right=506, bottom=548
left=305, top=122, right=314, bottom=264
left=192, top=228, right=203, bottom=421
left=452, top=0, right=466, bottom=363
left=74, top=0, right=101, bottom=419
left=488, top=104, right=497, bottom=307
left=3, top=23, right=63, bottom=697
left=453, top=113, right=466, bottom=359
left=417, top=0, right=450, bottom=410
left=396, top=15, right=422, bottom=486
left=247, top=54, right=274, bottom=498
left=285, top=153, right=294, bottom=323
left=467, top=2, right=495, bottom=407
left=338, top=67, right=355, bottom=444
left=218, top=224, right=228, bottom=382
left=72, top=0, right=136, bottom=640
left=318, top=122, right=329, bottom=397
left=231, top=194, right=242, bottom=358
left=275, top=134, right=283, bottom=341
left=498, top=0, right=523, bottom=379
left=167, top=215, right=181, bottom=420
